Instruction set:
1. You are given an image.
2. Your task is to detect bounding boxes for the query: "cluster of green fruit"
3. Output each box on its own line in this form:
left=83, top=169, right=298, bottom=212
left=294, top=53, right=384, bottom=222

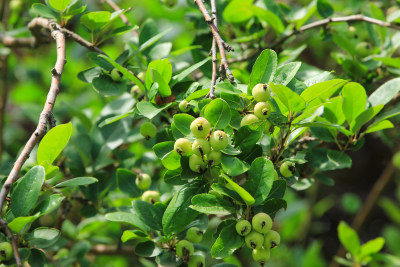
left=236, top=213, right=280, bottom=266
left=240, top=83, right=274, bottom=135
left=0, top=241, right=13, bottom=262
left=135, top=172, right=161, bottom=205
left=173, top=117, right=229, bottom=173
left=175, top=227, right=205, bottom=266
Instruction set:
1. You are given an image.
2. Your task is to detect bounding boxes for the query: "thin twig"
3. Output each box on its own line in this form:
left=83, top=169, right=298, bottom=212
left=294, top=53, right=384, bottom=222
left=329, top=161, right=396, bottom=267
left=194, top=0, right=234, bottom=82
left=0, top=55, right=8, bottom=163
left=0, top=23, right=66, bottom=267
left=207, top=0, right=218, bottom=99
left=100, top=0, right=138, bottom=36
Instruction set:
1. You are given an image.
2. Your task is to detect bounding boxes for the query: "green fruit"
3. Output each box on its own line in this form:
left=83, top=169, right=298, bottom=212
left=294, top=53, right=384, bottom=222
left=345, top=26, right=358, bottom=39
left=135, top=173, right=152, bottom=190
left=280, top=161, right=295, bottom=178
left=140, top=122, right=157, bottom=140
left=245, top=232, right=264, bottom=249
left=355, top=42, right=373, bottom=57
left=190, top=117, right=211, bottom=138
left=174, top=138, right=192, bottom=156
left=192, top=138, right=211, bottom=157
left=141, top=190, right=160, bottom=204
left=209, top=130, right=228, bottom=151
left=393, top=152, right=400, bottom=169
left=162, top=0, right=177, bottom=7
left=0, top=242, right=13, bottom=261
left=137, top=71, right=145, bottom=81
left=273, top=169, right=278, bottom=181
left=179, top=100, right=191, bottom=112
left=254, top=102, right=271, bottom=119
left=252, top=247, right=270, bottom=266
left=189, top=154, right=207, bottom=173
left=252, top=213, right=272, bottom=234
left=188, top=254, right=205, bottom=267
left=207, top=150, right=221, bottom=166
left=110, top=68, right=122, bottom=82
left=252, top=84, right=271, bottom=102
left=264, top=230, right=280, bottom=249
left=176, top=240, right=194, bottom=259
left=130, top=85, right=142, bottom=98
left=236, top=220, right=252, bottom=236
left=240, top=114, right=260, bottom=127
left=263, top=119, right=274, bottom=135
left=186, top=227, right=203, bottom=243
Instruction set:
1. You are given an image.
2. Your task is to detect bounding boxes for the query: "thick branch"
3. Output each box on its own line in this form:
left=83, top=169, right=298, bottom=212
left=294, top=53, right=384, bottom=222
left=194, top=0, right=234, bottom=82
left=0, top=21, right=66, bottom=214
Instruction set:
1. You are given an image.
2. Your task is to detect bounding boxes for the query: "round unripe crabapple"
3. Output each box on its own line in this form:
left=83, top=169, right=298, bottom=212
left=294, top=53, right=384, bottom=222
left=245, top=232, right=264, bottom=249
left=110, top=68, right=123, bottom=82
left=355, top=42, right=373, bottom=57
left=252, top=212, right=272, bottom=234
left=174, top=138, right=192, bottom=156
left=192, top=138, right=211, bottom=157
left=190, top=117, right=211, bottom=138
left=252, top=83, right=271, bottom=102
left=176, top=240, right=194, bottom=259
left=179, top=100, right=191, bottom=112
left=254, top=102, right=271, bottom=120
left=252, top=247, right=271, bottom=266
left=264, top=120, right=274, bottom=135
left=0, top=242, right=13, bottom=261
left=186, top=227, right=203, bottom=243
left=273, top=169, right=279, bottom=181
left=264, top=230, right=280, bottom=249
left=142, top=190, right=160, bottom=204
left=240, top=114, right=259, bottom=127
left=207, top=150, right=221, bottom=166
left=189, top=154, right=207, bottom=173
left=280, top=161, right=295, bottom=177
left=187, top=254, right=205, bottom=267
left=135, top=173, right=152, bottom=190
left=140, top=122, right=157, bottom=140
left=209, top=130, right=228, bottom=151
left=236, top=220, right=252, bottom=236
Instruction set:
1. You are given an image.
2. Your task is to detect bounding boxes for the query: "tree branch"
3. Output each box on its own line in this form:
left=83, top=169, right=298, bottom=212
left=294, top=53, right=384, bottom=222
left=194, top=0, right=234, bottom=82
left=100, top=0, right=138, bottom=36
left=207, top=0, right=218, bottom=99
left=0, top=20, right=66, bottom=266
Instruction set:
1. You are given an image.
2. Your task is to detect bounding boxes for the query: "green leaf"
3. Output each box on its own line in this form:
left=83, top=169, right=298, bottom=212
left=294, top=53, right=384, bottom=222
left=309, top=148, right=352, bottom=171
left=161, top=150, right=181, bottom=170
left=351, top=104, right=383, bottom=133
left=204, top=99, right=231, bottom=129
left=233, top=122, right=264, bottom=153
left=316, top=0, right=333, bottom=18
left=132, top=200, right=163, bottom=231
left=272, top=62, right=301, bottom=86
left=248, top=49, right=278, bottom=95
left=135, top=241, right=163, bottom=257
left=34, top=194, right=65, bottom=215
left=267, top=180, right=287, bottom=200
left=369, top=78, right=400, bottom=107
left=223, top=0, right=254, bottom=24
left=116, top=168, right=141, bottom=197
left=8, top=215, right=39, bottom=233
left=190, top=194, right=236, bottom=215
left=151, top=69, right=171, bottom=97
left=211, top=221, right=244, bottom=258
left=365, top=120, right=394, bottom=134
left=301, top=79, right=348, bottom=103
left=11, top=166, right=45, bottom=217
left=221, top=155, right=249, bottom=176
left=270, top=83, right=306, bottom=112
left=49, top=0, right=71, bottom=12
left=105, top=212, right=150, bottom=233
left=55, top=177, right=98, bottom=188
left=92, top=74, right=127, bottom=97
left=130, top=28, right=172, bottom=59
left=80, top=11, right=111, bottom=31
left=136, top=101, right=173, bottom=120
left=121, top=230, right=149, bottom=243
left=26, top=228, right=60, bottom=248
left=338, top=221, right=360, bottom=256
left=324, top=96, right=346, bottom=124
left=252, top=7, right=285, bottom=34
left=256, top=198, right=287, bottom=217
left=145, top=59, right=172, bottom=90
left=342, top=82, right=367, bottom=125
left=162, top=180, right=207, bottom=235
left=37, top=122, right=72, bottom=165
left=211, top=183, right=243, bottom=203
left=173, top=114, right=195, bottom=136
left=32, top=4, right=59, bottom=20
left=98, top=55, right=146, bottom=92
left=221, top=174, right=255, bottom=205
left=171, top=57, right=211, bottom=86
left=360, top=237, right=385, bottom=259
left=243, top=158, right=274, bottom=205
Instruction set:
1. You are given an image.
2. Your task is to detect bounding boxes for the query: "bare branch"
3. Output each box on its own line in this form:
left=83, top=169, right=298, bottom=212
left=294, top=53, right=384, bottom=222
left=207, top=0, right=218, bottom=99
left=194, top=0, right=234, bottom=82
